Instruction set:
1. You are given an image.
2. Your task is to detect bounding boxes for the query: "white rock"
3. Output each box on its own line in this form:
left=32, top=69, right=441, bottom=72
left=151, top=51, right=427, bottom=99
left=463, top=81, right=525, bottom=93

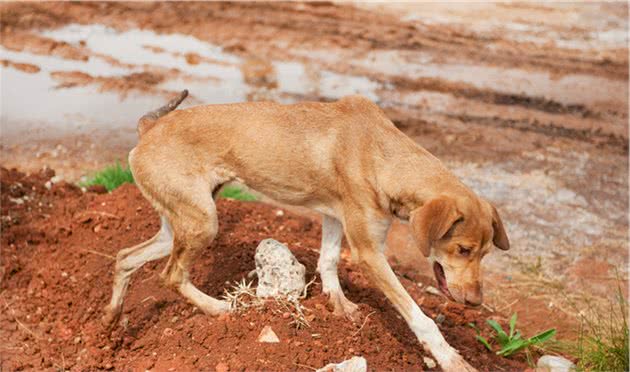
left=255, top=239, right=305, bottom=298
left=423, top=356, right=437, bottom=369
left=50, top=175, right=64, bottom=184
left=9, top=197, right=24, bottom=205
left=425, top=286, right=441, bottom=295
left=536, top=355, right=576, bottom=372
left=257, top=325, right=280, bottom=343
left=316, top=356, right=367, bottom=372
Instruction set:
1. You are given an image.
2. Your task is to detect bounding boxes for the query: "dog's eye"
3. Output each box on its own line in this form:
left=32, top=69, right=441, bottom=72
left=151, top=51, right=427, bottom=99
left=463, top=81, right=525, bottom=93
left=458, top=246, right=472, bottom=257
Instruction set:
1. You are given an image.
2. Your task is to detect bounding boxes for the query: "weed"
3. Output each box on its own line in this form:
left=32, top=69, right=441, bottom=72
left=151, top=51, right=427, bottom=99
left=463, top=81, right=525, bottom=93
left=80, top=161, right=134, bottom=192
left=567, top=282, right=629, bottom=371
left=470, top=313, right=556, bottom=357
left=219, top=185, right=257, bottom=201
left=81, top=162, right=257, bottom=201
left=222, top=277, right=317, bottom=330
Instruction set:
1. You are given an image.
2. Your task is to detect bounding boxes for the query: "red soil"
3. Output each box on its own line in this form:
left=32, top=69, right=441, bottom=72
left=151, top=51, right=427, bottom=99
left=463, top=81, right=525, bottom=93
left=1, top=167, right=531, bottom=371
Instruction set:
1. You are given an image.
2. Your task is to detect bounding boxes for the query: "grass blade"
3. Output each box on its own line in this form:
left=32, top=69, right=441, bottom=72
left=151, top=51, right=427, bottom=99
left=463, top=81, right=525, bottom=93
left=509, top=313, right=517, bottom=339
left=487, top=319, right=509, bottom=347
left=528, top=328, right=556, bottom=344
left=476, top=335, right=492, bottom=352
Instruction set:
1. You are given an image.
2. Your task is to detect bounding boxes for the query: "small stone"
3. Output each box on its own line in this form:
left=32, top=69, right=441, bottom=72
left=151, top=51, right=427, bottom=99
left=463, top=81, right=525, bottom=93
left=254, top=239, right=306, bottom=298
left=282, top=312, right=291, bottom=319
left=61, top=272, right=68, bottom=278
left=316, top=356, right=367, bottom=372
left=162, top=328, right=174, bottom=337
left=73, top=336, right=81, bottom=344
left=425, top=286, right=441, bottom=296
left=257, top=325, right=280, bottom=343
left=170, top=316, right=179, bottom=323
left=423, top=356, right=437, bottom=369
left=435, top=314, right=445, bottom=324
left=275, top=210, right=284, bottom=217
left=215, top=362, right=229, bottom=372
left=536, top=355, right=576, bottom=372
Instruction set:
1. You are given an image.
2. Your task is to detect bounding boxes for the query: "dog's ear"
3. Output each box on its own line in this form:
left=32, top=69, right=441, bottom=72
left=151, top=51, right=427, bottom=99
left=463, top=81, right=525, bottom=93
left=410, top=196, right=462, bottom=257
left=491, top=205, right=510, bottom=250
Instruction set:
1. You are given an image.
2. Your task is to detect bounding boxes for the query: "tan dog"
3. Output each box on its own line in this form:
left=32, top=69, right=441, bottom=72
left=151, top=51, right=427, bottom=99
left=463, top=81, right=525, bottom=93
left=102, top=91, right=509, bottom=371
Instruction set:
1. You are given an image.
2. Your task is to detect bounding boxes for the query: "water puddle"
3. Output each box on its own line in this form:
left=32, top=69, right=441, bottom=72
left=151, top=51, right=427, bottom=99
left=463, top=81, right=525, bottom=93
left=2, top=24, right=384, bottom=141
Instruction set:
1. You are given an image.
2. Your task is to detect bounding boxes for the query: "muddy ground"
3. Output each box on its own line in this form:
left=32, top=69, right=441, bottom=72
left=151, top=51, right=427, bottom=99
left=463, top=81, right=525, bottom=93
left=0, top=1, right=628, bottom=370
left=1, top=167, right=533, bottom=371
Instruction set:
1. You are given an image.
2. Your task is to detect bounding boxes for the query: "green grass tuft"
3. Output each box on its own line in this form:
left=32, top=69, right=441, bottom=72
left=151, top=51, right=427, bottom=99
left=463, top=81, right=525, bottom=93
left=219, top=185, right=257, bottom=201
left=80, top=161, right=134, bottom=192
left=572, top=283, right=629, bottom=371
left=81, top=162, right=257, bottom=201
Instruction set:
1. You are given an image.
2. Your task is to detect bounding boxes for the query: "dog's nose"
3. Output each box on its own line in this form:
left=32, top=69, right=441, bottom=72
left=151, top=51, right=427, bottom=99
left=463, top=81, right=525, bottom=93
left=465, top=285, right=483, bottom=306
left=465, top=297, right=482, bottom=307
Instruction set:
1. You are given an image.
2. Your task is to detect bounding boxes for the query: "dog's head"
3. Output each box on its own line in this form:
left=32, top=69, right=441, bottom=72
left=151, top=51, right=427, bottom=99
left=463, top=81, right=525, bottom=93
left=409, top=195, right=509, bottom=306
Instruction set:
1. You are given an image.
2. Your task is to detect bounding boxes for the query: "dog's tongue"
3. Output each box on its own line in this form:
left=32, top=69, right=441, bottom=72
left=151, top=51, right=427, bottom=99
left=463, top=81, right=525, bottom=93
left=433, top=262, right=450, bottom=297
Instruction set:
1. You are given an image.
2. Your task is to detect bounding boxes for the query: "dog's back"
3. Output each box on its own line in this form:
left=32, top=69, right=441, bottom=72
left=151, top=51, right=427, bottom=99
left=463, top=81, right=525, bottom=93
left=134, top=95, right=410, bottom=209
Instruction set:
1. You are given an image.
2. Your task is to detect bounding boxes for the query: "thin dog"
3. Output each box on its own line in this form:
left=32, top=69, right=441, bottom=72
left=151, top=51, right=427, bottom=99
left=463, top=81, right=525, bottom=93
left=102, top=91, right=509, bottom=371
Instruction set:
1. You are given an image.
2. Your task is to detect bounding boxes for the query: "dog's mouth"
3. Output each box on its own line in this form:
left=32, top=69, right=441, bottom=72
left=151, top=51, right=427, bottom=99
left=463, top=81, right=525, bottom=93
left=433, top=261, right=454, bottom=300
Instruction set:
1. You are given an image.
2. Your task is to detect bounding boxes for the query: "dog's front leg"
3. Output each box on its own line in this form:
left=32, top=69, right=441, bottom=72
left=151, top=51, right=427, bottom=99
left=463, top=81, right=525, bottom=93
left=317, top=215, right=359, bottom=319
left=344, top=215, right=476, bottom=372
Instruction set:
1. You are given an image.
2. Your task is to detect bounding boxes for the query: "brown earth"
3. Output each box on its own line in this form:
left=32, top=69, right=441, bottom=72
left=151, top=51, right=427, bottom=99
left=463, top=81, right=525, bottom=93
left=0, top=1, right=627, bottom=369
left=0, top=167, right=538, bottom=371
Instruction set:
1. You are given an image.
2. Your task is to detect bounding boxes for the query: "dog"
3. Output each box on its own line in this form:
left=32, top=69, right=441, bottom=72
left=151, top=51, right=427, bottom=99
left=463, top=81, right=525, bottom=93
left=102, top=90, right=509, bottom=371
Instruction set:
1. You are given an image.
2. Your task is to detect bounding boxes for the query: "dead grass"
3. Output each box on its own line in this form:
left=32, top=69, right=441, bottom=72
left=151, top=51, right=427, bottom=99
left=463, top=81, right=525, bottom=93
left=222, top=277, right=317, bottom=330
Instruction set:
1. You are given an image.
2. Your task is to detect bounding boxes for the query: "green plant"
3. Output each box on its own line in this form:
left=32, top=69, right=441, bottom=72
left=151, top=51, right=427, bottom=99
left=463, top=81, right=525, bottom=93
left=470, top=314, right=556, bottom=357
left=80, top=162, right=257, bottom=201
left=570, top=283, right=628, bottom=371
left=219, top=185, right=257, bottom=201
left=80, top=161, right=134, bottom=192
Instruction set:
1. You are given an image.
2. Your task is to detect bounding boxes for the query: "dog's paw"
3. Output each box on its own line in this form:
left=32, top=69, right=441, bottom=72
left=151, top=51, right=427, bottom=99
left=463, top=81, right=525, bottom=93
left=101, top=305, right=121, bottom=330
left=328, top=292, right=360, bottom=321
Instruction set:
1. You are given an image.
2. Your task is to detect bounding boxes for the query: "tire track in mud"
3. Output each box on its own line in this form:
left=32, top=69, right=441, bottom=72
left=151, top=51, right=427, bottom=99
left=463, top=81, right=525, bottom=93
left=448, top=113, right=629, bottom=152
left=1, top=2, right=627, bottom=80
left=387, top=76, right=598, bottom=118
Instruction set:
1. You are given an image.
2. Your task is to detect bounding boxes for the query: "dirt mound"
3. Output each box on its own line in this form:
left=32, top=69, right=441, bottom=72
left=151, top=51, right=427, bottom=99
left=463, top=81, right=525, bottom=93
left=1, top=167, right=530, bottom=371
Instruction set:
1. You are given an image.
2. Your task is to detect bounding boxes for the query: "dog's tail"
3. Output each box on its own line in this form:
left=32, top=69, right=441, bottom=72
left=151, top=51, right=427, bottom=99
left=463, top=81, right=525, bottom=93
left=137, top=89, right=189, bottom=138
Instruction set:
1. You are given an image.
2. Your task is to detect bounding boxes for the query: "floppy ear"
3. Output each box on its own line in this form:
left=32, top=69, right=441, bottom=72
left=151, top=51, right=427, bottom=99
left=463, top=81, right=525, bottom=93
left=491, top=205, right=510, bottom=250
left=410, top=197, right=462, bottom=257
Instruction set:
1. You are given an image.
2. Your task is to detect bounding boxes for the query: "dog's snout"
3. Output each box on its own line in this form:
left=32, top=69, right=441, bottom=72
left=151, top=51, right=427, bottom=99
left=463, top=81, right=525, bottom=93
left=465, top=283, right=483, bottom=307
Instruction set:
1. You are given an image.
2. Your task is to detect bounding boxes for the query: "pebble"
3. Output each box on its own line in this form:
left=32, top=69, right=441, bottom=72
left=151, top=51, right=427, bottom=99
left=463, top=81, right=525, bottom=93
left=74, top=336, right=81, bottom=344
left=215, top=362, right=229, bottom=372
left=170, top=316, right=179, bottom=323
left=316, top=356, right=367, bottom=372
left=257, top=325, right=280, bottom=343
left=536, top=355, right=576, bottom=372
left=162, top=328, right=174, bottom=337
left=435, top=314, right=445, bottom=324
left=423, top=356, right=437, bottom=369
left=425, top=286, right=441, bottom=296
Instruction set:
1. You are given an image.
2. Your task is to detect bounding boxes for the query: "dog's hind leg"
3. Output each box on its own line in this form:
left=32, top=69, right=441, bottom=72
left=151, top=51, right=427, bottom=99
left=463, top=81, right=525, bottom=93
left=158, top=180, right=230, bottom=316
left=317, top=215, right=359, bottom=318
left=102, top=216, right=173, bottom=328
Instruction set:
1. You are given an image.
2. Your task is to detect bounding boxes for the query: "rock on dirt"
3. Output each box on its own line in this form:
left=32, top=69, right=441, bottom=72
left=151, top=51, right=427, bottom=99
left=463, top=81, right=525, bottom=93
left=536, top=355, right=576, bottom=372
left=254, top=238, right=306, bottom=298
left=316, top=356, right=368, bottom=372
left=423, top=356, right=437, bottom=369
left=257, top=325, right=280, bottom=343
